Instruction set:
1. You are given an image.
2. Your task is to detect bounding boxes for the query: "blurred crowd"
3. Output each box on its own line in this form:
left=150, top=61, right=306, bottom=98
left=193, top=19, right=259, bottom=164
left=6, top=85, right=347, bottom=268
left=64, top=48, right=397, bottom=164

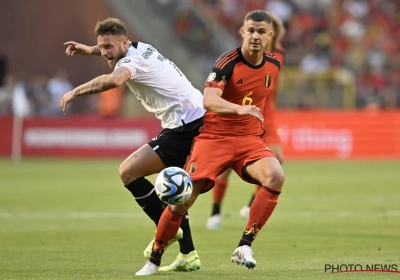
left=0, top=70, right=77, bottom=117
left=1, top=0, right=400, bottom=116
left=193, top=0, right=400, bottom=109
left=0, top=70, right=131, bottom=117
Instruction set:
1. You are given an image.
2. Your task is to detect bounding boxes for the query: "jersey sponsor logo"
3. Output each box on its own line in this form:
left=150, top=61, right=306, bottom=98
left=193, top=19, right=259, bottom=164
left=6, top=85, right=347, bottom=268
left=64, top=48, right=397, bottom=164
left=141, top=46, right=155, bottom=59
left=206, top=72, right=216, bottom=82
left=236, top=78, right=243, bottom=84
left=188, top=162, right=197, bottom=175
left=117, top=58, right=131, bottom=66
left=265, top=73, right=272, bottom=88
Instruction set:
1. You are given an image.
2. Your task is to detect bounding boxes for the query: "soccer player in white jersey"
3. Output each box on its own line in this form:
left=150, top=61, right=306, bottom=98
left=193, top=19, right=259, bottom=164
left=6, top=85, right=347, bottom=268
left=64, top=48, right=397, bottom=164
left=60, top=18, right=202, bottom=272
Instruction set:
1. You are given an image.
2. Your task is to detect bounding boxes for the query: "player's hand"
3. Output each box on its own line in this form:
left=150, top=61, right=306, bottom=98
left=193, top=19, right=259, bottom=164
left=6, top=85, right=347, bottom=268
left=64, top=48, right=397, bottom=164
left=236, top=105, right=264, bottom=122
left=64, top=41, right=94, bottom=56
left=59, top=91, right=75, bottom=115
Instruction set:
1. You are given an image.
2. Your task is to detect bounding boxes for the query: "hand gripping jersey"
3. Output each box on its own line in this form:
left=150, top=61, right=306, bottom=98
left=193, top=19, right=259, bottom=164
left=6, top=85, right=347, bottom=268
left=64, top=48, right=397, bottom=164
left=114, top=42, right=205, bottom=129
left=204, top=47, right=281, bottom=137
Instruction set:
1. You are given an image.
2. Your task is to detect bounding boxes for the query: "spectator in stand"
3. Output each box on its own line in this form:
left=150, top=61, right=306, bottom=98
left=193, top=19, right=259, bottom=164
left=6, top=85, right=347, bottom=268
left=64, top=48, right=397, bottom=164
left=195, top=0, right=400, bottom=109
left=48, top=70, right=73, bottom=115
left=0, top=74, right=14, bottom=115
left=29, top=74, right=53, bottom=116
left=98, top=86, right=125, bottom=118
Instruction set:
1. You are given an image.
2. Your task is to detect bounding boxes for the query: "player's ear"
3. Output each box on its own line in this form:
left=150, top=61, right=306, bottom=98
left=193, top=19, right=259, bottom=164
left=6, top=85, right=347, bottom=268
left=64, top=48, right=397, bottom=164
left=269, top=30, right=273, bottom=39
left=122, top=37, right=129, bottom=48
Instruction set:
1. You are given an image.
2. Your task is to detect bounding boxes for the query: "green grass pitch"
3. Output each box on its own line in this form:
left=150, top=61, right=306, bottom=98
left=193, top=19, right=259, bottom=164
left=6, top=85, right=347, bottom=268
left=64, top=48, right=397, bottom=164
left=0, top=158, right=399, bottom=279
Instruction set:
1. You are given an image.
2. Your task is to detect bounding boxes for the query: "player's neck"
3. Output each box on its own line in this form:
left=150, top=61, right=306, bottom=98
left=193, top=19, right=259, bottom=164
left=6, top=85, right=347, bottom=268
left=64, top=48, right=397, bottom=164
left=122, top=40, right=132, bottom=57
left=241, top=47, right=264, bottom=66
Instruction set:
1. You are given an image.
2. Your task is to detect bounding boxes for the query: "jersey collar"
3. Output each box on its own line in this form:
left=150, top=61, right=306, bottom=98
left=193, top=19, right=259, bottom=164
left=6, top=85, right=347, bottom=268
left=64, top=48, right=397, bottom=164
left=237, top=46, right=266, bottom=69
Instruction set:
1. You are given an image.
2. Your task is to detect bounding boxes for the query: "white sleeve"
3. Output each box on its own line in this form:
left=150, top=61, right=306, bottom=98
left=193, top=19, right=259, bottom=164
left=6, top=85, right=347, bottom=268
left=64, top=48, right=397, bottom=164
left=114, top=57, right=138, bottom=80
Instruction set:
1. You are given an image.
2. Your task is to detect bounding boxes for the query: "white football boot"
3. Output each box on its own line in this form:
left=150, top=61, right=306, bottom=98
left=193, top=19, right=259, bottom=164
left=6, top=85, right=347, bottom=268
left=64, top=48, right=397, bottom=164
left=231, top=245, right=257, bottom=269
left=206, top=214, right=221, bottom=230
left=239, top=206, right=250, bottom=219
left=135, top=261, right=158, bottom=276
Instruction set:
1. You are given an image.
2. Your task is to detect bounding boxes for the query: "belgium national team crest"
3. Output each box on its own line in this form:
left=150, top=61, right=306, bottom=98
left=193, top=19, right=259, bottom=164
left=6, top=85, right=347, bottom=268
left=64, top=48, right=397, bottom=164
left=188, top=162, right=197, bottom=175
left=265, top=73, right=272, bottom=88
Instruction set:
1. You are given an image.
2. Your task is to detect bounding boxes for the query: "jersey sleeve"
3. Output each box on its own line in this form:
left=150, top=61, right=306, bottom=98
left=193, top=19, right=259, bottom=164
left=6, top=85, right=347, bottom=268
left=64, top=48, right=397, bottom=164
left=114, top=57, right=138, bottom=80
left=204, top=50, right=238, bottom=91
left=273, top=49, right=285, bottom=67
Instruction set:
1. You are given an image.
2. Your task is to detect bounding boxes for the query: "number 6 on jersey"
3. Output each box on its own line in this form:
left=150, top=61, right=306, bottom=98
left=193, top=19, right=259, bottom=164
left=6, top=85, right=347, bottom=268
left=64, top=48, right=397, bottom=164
left=242, top=91, right=253, bottom=106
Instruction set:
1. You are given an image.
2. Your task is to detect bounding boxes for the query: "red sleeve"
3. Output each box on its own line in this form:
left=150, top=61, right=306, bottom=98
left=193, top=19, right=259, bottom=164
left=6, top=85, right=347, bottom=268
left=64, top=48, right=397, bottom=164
left=204, top=49, right=238, bottom=91
left=273, top=48, right=285, bottom=67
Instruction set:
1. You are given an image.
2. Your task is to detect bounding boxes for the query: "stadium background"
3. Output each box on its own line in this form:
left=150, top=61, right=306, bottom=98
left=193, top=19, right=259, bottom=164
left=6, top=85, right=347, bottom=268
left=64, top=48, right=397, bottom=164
left=1, top=0, right=399, bottom=279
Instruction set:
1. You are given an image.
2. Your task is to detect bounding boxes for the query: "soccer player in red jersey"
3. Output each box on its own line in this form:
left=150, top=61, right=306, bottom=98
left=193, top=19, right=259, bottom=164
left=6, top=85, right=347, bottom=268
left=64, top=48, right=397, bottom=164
left=207, top=13, right=286, bottom=230
left=136, top=10, right=285, bottom=276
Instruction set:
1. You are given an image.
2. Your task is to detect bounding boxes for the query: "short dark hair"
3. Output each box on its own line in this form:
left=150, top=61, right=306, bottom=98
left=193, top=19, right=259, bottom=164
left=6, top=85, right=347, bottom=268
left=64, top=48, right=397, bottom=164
left=244, top=10, right=271, bottom=24
left=94, top=17, right=128, bottom=37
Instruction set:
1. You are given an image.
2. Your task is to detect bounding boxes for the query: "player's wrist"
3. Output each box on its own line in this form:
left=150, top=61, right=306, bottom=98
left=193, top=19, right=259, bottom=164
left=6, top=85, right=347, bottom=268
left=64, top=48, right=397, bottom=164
left=233, top=104, right=242, bottom=114
left=91, top=46, right=101, bottom=56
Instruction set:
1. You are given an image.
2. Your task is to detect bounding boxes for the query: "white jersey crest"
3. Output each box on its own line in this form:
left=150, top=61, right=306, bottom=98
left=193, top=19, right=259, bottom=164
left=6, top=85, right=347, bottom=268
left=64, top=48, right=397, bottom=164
left=114, top=42, right=205, bottom=129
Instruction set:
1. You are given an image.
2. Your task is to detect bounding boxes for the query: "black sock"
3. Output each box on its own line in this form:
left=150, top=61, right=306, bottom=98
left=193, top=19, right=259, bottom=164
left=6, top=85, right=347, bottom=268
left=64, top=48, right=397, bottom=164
left=211, top=203, right=221, bottom=216
left=238, top=228, right=256, bottom=247
left=150, top=253, right=162, bottom=267
left=125, top=177, right=165, bottom=226
left=248, top=194, right=256, bottom=207
left=149, top=241, right=164, bottom=267
left=178, top=212, right=195, bottom=254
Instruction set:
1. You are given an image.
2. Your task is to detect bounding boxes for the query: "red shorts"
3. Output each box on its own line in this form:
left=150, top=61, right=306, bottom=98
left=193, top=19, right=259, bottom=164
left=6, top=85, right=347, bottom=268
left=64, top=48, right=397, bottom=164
left=262, top=124, right=281, bottom=146
left=185, top=133, right=276, bottom=192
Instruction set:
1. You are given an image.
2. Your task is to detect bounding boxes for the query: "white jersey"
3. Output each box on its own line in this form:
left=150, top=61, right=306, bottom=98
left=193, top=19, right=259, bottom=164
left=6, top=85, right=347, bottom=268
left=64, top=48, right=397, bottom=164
left=114, top=42, right=205, bottom=129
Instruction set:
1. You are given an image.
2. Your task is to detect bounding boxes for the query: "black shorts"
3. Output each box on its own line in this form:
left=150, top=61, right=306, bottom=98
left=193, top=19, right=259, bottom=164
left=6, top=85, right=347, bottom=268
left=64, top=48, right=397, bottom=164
left=148, top=117, right=204, bottom=168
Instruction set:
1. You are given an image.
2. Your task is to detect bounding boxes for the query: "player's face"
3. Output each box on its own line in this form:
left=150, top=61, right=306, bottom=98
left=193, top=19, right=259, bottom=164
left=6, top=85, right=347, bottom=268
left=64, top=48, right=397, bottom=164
left=241, top=20, right=273, bottom=52
left=97, top=34, right=129, bottom=68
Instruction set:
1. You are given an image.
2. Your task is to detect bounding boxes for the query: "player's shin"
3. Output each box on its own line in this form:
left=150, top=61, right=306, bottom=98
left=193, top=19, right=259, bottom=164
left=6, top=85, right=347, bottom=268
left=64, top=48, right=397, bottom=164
left=238, top=186, right=281, bottom=247
left=124, top=177, right=165, bottom=226
left=150, top=205, right=185, bottom=266
left=211, top=177, right=228, bottom=215
left=177, top=212, right=195, bottom=254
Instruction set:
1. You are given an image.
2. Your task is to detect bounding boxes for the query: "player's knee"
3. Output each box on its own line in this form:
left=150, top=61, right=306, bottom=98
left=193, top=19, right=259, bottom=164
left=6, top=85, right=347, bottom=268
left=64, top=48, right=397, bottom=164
left=119, top=163, right=139, bottom=185
left=171, top=201, right=191, bottom=215
left=271, top=168, right=285, bottom=189
left=263, top=167, right=285, bottom=190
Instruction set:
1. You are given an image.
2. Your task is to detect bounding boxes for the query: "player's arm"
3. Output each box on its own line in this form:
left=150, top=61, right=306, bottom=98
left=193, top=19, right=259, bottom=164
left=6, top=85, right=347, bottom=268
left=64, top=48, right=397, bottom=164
left=64, top=41, right=101, bottom=56
left=203, top=87, right=240, bottom=114
left=60, top=67, right=130, bottom=114
left=204, top=87, right=263, bottom=121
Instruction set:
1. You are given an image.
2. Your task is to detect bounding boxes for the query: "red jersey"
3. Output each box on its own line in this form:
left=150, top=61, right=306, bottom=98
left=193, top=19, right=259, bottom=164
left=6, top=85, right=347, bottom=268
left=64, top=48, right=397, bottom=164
left=262, top=47, right=285, bottom=129
left=204, top=47, right=281, bottom=137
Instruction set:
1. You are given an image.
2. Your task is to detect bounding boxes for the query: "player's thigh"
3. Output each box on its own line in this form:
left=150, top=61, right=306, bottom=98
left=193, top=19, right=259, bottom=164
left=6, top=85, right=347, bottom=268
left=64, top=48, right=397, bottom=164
left=119, top=144, right=165, bottom=183
left=185, top=134, right=235, bottom=182
left=232, top=136, right=284, bottom=187
left=244, top=156, right=285, bottom=189
left=217, top=168, right=233, bottom=180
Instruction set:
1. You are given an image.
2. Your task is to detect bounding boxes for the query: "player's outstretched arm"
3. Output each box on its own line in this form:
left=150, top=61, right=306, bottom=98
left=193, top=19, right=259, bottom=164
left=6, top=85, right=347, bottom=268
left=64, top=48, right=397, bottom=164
left=64, top=41, right=101, bottom=56
left=203, top=87, right=263, bottom=122
left=59, top=67, right=130, bottom=115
